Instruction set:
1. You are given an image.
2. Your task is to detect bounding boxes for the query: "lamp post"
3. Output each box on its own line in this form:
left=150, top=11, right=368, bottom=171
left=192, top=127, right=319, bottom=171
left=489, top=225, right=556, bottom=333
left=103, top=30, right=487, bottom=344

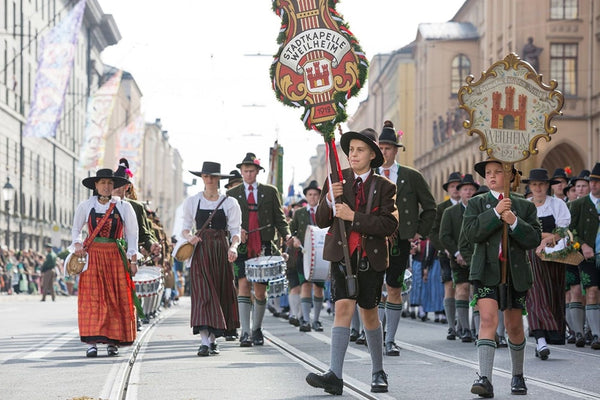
left=2, top=178, right=15, bottom=248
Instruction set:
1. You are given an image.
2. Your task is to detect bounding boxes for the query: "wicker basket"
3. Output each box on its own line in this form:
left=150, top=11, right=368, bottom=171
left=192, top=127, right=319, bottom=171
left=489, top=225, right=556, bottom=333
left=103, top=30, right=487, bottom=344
left=538, top=230, right=584, bottom=266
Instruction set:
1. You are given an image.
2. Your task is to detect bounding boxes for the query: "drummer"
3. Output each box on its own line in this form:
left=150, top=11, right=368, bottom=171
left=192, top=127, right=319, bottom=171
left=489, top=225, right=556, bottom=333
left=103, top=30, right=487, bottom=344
left=289, top=180, right=326, bottom=332
left=181, top=161, right=242, bottom=356
left=227, top=152, right=291, bottom=347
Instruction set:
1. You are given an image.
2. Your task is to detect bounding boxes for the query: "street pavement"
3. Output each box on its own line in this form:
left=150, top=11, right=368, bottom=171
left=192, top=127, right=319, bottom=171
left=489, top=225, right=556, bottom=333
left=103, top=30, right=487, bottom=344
left=1, top=293, right=599, bottom=400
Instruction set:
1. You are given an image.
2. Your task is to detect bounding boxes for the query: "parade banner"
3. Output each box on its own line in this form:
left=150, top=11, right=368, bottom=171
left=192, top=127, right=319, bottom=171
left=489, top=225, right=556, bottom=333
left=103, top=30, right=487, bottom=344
left=458, top=53, right=564, bottom=163
left=79, top=70, right=123, bottom=170
left=115, top=114, right=145, bottom=176
left=267, top=140, right=284, bottom=196
left=23, top=0, right=87, bottom=138
left=271, top=0, right=368, bottom=139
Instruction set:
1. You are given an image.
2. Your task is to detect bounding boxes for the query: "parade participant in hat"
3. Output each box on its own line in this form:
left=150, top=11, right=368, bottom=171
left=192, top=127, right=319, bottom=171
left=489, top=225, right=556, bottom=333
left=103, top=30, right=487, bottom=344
left=306, top=128, right=398, bottom=395
left=69, top=168, right=140, bottom=357
left=227, top=152, right=291, bottom=347
left=564, top=179, right=577, bottom=202
left=40, top=243, right=57, bottom=302
left=463, top=159, right=541, bottom=397
left=181, top=161, right=241, bottom=356
left=113, top=159, right=161, bottom=263
left=431, top=171, right=463, bottom=340
left=440, top=174, right=480, bottom=343
left=376, top=120, right=436, bottom=356
left=289, top=180, right=326, bottom=332
left=573, top=169, right=591, bottom=198
left=551, top=167, right=570, bottom=202
left=568, top=162, right=600, bottom=350
left=225, top=170, right=243, bottom=190
left=522, top=168, right=571, bottom=359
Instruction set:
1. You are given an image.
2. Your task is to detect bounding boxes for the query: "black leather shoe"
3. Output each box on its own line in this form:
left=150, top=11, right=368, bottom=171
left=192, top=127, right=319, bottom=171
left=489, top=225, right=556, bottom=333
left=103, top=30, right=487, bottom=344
left=535, top=345, right=550, bottom=360
left=511, top=374, right=527, bottom=395
left=289, top=316, right=300, bottom=327
left=107, top=345, right=119, bottom=356
left=471, top=375, right=494, bottom=398
left=209, top=342, right=220, bottom=355
left=312, top=321, right=324, bottom=332
left=240, top=332, right=253, bottom=347
left=355, top=331, right=366, bottom=345
left=86, top=346, right=97, bottom=358
left=567, top=332, right=576, bottom=344
left=384, top=342, right=400, bottom=356
left=447, top=327, right=456, bottom=340
left=496, top=335, right=508, bottom=348
left=278, top=311, right=289, bottom=320
left=349, top=328, right=359, bottom=342
left=252, top=328, right=264, bottom=345
left=299, top=321, right=312, bottom=332
left=591, top=335, right=600, bottom=350
left=461, top=329, right=474, bottom=343
left=371, top=370, right=388, bottom=393
left=306, top=370, right=343, bottom=395
left=575, top=332, right=585, bottom=347
left=224, top=329, right=238, bottom=341
left=197, top=345, right=210, bottom=357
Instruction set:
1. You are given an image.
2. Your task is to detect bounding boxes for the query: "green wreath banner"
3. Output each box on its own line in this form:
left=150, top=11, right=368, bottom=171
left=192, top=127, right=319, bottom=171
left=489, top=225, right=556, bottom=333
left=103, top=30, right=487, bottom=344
left=271, top=0, right=368, bottom=140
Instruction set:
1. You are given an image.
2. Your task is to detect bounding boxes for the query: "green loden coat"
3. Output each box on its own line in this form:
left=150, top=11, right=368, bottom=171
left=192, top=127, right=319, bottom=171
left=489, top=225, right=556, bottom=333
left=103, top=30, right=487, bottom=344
left=394, top=166, right=436, bottom=240
left=462, top=192, right=541, bottom=292
left=568, top=195, right=599, bottom=253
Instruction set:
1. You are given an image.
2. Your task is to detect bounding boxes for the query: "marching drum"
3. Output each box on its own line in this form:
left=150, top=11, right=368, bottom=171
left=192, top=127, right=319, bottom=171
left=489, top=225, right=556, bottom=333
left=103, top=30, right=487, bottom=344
left=133, top=266, right=164, bottom=317
left=267, top=276, right=288, bottom=298
left=245, top=255, right=286, bottom=282
left=303, top=225, right=329, bottom=281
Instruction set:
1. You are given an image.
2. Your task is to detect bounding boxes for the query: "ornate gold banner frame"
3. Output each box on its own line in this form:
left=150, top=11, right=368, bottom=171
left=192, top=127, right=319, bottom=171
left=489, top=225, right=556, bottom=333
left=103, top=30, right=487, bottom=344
left=458, top=53, right=564, bottom=164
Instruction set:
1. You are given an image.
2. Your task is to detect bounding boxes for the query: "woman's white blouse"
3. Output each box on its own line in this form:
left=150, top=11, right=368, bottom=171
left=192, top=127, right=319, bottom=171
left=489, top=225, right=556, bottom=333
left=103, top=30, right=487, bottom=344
left=69, top=196, right=139, bottom=257
left=181, top=192, right=241, bottom=242
left=529, top=195, right=571, bottom=228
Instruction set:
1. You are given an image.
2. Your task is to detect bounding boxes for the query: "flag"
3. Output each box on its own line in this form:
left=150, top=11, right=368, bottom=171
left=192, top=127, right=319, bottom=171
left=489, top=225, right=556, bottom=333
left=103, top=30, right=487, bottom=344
left=23, top=0, right=87, bottom=138
left=115, top=115, right=145, bottom=176
left=79, top=70, right=123, bottom=170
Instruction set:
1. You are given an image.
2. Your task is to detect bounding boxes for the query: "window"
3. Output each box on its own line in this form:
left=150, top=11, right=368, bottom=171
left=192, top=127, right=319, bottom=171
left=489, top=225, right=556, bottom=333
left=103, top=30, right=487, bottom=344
left=550, top=43, right=577, bottom=95
left=550, top=0, right=578, bottom=20
left=451, top=54, right=471, bottom=95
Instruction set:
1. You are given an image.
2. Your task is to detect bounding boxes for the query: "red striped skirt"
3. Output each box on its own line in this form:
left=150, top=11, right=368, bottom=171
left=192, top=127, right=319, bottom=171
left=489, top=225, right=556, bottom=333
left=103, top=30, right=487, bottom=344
left=190, top=229, right=239, bottom=336
left=78, top=241, right=136, bottom=345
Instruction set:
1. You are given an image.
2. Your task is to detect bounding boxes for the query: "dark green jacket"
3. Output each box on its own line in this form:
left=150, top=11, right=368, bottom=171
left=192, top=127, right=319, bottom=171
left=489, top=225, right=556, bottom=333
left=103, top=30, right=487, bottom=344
left=440, top=202, right=466, bottom=260
left=430, top=198, right=454, bottom=256
left=568, top=195, right=599, bottom=253
left=227, top=182, right=290, bottom=244
left=462, top=192, right=541, bottom=291
left=290, top=207, right=313, bottom=246
left=41, top=251, right=57, bottom=272
left=127, top=199, right=157, bottom=252
left=394, top=166, right=436, bottom=240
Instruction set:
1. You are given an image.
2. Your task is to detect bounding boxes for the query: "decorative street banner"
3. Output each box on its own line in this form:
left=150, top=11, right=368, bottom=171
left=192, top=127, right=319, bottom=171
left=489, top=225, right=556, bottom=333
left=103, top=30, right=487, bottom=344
left=115, top=114, right=145, bottom=176
left=271, top=0, right=368, bottom=139
left=79, top=70, right=123, bottom=170
left=23, top=0, right=87, bottom=138
left=458, top=53, right=564, bottom=163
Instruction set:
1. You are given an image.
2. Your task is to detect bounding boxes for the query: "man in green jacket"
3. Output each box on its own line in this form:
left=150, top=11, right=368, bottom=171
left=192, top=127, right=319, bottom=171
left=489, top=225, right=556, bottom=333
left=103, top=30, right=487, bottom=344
left=463, top=159, right=540, bottom=398
left=568, top=162, right=600, bottom=350
left=40, top=243, right=57, bottom=302
left=377, top=120, right=436, bottom=356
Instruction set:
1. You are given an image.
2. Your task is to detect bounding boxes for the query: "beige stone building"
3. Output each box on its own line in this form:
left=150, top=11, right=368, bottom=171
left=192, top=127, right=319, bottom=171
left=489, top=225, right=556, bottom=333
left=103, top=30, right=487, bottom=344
left=349, top=0, right=599, bottom=202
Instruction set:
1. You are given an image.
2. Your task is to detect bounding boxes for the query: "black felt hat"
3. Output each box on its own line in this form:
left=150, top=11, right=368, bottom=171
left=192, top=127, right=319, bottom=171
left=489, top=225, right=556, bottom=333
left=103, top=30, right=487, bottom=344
left=303, top=180, right=322, bottom=195
left=82, top=168, right=129, bottom=190
left=521, top=168, right=559, bottom=185
left=443, top=172, right=463, bottom=191
left=340, top=128, right=384, bottom=168
left=236, top=152, right=264, bottom=170
left=378, top=120, right=405, bottom=149
left=563, top=180, right=575, bottom=196
left=457, top=174, right=480, bottom=190
left=589, top=163, right=600, bottom=181
left=474, top=158, right=519, bottom=179
left=224, top=170, right=243, bottom=189
left=190, top=162, right=232, bottom=179
left=572, top=169, right=591, bottom=183
left=551, top=168, right=569, bottom=182
left=114, top=158, right=133, bottom=183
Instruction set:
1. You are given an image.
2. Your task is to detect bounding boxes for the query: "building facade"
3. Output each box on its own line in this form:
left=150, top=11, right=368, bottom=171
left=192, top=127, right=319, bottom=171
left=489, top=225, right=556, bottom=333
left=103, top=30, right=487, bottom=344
left=348, top=0, right=599, bottom=202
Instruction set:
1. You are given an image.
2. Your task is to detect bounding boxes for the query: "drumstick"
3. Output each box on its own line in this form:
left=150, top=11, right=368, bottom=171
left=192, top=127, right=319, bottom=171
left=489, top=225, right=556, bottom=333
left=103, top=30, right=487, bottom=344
left=247, top=224, right=272, bottom=234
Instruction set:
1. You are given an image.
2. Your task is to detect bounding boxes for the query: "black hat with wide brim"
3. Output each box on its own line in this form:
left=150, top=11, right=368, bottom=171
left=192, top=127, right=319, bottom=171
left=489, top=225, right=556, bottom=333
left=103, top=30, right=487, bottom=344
left=456, top=174, right=480, bottom=190
left=225, top=170, right=243, bottom=189
left=551, top=168, right=569, bottom=181
left=589, top=163, right=600, bottom=181
left=303, top=180, right=322, bottom=195
left=236, top=152, right=264, bottom=170
left=340, top=128, right=384, bottom=169
left=443, top=172, right=463, bottom=191
left=521, top=168, right=560, bottom=185
left=190, top=161, right=232, bottom=179
left=571, top=169, right=591, bottom=183
left=474, top=159, right=520, bottom=179
left=82, top=168, right=130, bottom=190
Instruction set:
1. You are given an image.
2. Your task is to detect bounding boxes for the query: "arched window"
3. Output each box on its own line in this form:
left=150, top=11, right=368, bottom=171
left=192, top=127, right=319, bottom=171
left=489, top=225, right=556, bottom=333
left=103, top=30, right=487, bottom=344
left=451, top=54, right=471, bottom=95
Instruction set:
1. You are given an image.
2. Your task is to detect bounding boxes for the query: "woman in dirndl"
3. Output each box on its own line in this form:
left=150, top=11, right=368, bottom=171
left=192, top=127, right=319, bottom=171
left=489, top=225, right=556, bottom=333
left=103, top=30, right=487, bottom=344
left=524, top=168, right=571, bottom=360
left=70, top=168, right=139, bottom=358
left=180, top=161, right=241, bottom=356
